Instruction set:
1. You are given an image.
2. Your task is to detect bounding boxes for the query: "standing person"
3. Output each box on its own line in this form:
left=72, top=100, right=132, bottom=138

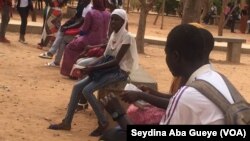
left=203, top=2, right=217, bottom=24
left=37, top=0, right=64, bottom=49
left=38, top=0, right=92, bottom=67
left=230, top=3, right=240, bottom=33
left=60, top=0, right=110, bottom=77
left=239, top=6, right=248, bottom=33
left=48, top=9, right=139, bottom=137
left=0, top=0, right=12, bottom=43
left=16, top=0, right=34, bottom=43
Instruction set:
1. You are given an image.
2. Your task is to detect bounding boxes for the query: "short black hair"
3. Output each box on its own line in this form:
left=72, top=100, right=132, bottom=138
left=165, top=24, right=204, bottom=63
left=199, top=28, right=214, bottom=61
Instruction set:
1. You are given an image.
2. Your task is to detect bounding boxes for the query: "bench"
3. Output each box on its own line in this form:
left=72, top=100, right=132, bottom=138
left=97, top=66, right=158, bottom=128
left=213, top=36, right=246, bottom=63
left=210, top=15, right=220, bottom=25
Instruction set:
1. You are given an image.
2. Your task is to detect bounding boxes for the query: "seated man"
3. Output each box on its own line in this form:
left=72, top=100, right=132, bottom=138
left=99, top=24, right=237, bottom=140
left=38, top=0, right=92, bottom=67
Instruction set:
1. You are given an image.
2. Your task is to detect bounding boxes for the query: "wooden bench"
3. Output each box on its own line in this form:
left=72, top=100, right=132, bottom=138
left=214, top=36, right=246, bottom=63
left=97, top=66, right=158, bottom=128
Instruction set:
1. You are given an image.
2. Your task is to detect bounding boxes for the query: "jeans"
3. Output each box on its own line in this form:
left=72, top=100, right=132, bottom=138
left=51, top=34, right=74, bottom=64
left=63, top=70, right=128, bottom=126
left=0, top=4, right=11, bottom=37
left=49, top=28, right=64, bottom=55
left=17, top=7, right=29, bottom=35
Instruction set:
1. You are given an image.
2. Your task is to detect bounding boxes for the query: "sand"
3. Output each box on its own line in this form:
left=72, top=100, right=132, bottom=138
left=0, top=11, right=250, bottom=141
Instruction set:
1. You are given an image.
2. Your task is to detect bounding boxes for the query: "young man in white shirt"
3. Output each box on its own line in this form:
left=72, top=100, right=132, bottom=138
left=99, top=24, right=237, bottom=128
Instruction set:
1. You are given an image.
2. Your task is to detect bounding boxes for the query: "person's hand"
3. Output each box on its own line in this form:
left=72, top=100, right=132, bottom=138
left=100, top=93, right=126, bottom=116
left=139, top=85, right=155, bottom=94
left=120, top=90, right=141, bottom=103
left=81, top=66, right=92, bottom=75
left=60, top=26, right=67, bottom=32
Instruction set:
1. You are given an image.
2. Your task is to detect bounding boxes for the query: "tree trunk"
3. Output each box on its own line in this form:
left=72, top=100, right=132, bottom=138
left=136, top=0, right=155, bottom=54
left=136, top=4, right=148, bottom=53
left=218, top=0, right=228, bottom=36
left=181, top=0, right=202, bottom=24
left=200, top=0, right=212, bottom=22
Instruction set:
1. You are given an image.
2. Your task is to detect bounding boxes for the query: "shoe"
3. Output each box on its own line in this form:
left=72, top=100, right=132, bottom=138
left=0, top=37, right=10, bottom=43
left=37, top=43, right=45, bottom=49
left=39, top=52, right=53, bottom=59
left=89, top=122, right=108, bottom=137
left=46, top=62, right=60, bottom=67
left=19, top=39, right=27, bottom=44
left=75, top=103, right=88, bottom=112
left=48, top=122, right=71, bottom=130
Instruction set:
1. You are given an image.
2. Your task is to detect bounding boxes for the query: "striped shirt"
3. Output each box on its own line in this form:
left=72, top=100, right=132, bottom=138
left=160, top=64, right=234, bottom=125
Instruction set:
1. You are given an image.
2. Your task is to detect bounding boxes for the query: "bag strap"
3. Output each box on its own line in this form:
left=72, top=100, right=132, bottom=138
left=188, top=73, right=246, bottom=114
left=217, top=73, right=246, bottom=103
left=188, top=79, right=230, bottom=113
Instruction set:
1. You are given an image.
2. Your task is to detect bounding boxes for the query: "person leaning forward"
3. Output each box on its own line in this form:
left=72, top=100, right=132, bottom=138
left=98, top=24, right=238, bottom=140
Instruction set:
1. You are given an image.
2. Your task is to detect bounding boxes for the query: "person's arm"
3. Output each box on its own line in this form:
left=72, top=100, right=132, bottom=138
left=79, top=11, right=92, bottom=36
left=85, top=44, right=129, bottom=72
left=100, top=93, right=133, bottom=130
left=61, top=17, right=84, bottom=32
left=139, top=85, right=172, bottom=99
left=121, top=90, right=170, bottom=109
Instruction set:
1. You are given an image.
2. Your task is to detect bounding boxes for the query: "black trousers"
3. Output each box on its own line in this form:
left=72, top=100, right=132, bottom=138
left=17, top=7, right=29, bottom=35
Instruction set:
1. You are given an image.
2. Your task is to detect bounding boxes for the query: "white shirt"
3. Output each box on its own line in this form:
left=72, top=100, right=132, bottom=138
left=104, top=32, right=136, bottom=72
left=20, top=0, right=29, bottom=7
left=82, top=3, right=92, bottom=18
left=160, top=64, right=234, bottom=125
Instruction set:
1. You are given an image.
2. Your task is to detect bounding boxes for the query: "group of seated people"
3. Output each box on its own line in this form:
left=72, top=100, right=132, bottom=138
left=37, top=0, right=242, bottom=141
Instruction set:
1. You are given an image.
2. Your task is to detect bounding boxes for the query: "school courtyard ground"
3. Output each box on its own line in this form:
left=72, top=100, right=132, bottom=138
left=0, top=11, right=250, bottom=141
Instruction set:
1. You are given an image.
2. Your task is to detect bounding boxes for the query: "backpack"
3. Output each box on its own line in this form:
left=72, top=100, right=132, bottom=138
left=188, top=73, right=250, bottom=125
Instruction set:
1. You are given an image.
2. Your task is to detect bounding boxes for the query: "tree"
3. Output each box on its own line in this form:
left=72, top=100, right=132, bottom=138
left=218, top=0, right=229, bottom=36
left=200, top=0, right=212, bottom=22
left=181, top=0, right=202, bottom=24
left=136, top=0, right=155, bottom=54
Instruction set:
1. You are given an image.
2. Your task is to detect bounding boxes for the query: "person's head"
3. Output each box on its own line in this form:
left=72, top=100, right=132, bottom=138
left=93, top=0, right=106, bottom=11
left=199, top=28, right=214, bottom=63
left=165, top=24, right=204, bottom=78
left=188, top=23, right=214, bottom=63
left=105, top=0, right=122, bottom=12
left=110, top=9, right=127, bottom=33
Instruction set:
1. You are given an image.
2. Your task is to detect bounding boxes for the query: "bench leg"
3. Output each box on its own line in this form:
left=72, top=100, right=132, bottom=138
left=226, top=42, right=241, bottom=63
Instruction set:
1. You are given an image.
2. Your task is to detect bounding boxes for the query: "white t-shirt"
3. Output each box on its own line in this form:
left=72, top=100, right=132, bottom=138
left=82, top=3, right=92, bottom=18
left=160, top=64, right=234, bottom=125
left=20, top=0, right=29, bottom=7
left=104, top=32, right=136, bottom=73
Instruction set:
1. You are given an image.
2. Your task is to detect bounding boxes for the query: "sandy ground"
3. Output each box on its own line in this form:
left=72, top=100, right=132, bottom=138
left=1, top=11, right=250, bottom=141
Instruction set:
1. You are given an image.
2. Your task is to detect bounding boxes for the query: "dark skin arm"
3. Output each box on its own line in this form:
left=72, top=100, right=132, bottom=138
left=100, top=93, right=133, bottom=130
left=61, top=17, right=84, bottom=32
left=121, top=90, right=170, bottom=109
left=82, top=44, right=130, bottom=74
left=139, top=85, right=172, bottom=99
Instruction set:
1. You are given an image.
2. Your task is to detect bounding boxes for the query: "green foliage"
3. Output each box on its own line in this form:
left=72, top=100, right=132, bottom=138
left=155, top=0, right=179, bottom=15
left=213, top=0, right=222, bottom=14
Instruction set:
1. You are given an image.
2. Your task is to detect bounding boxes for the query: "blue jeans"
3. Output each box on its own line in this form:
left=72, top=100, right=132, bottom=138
left=48, top=30, right=74, bottom=64
left=63, top=69, right=128, bottom=126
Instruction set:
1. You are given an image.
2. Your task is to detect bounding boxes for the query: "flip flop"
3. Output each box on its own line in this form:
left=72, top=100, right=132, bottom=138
left=39, top=52, right=53, bottom=59
left=46, top=62, right=59, bottom=68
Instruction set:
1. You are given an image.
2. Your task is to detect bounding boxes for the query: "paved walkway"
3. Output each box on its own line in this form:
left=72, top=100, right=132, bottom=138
left=4, top=19, right=250, bottom=54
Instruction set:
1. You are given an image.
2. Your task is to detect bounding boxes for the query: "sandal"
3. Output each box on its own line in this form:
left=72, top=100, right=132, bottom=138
left=75, top=103, right=88, bottom=113
left=39, top=52, right=53, bottom=59
left=46, top=62, right=59, bottom=67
